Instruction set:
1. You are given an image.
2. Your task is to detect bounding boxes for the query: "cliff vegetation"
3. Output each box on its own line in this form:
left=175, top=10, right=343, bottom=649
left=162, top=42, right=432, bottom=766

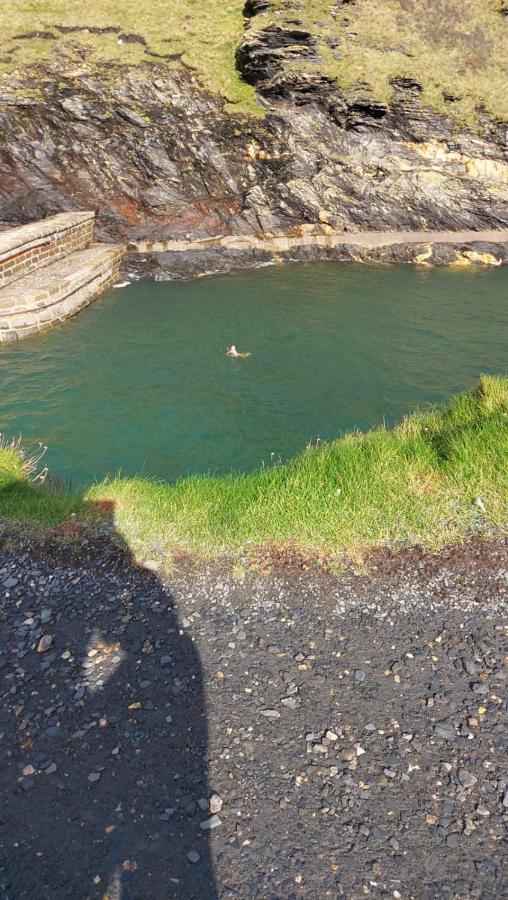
left=1, top=377, right=507, bottom=559
left=2, top=1, right=507, bottom=123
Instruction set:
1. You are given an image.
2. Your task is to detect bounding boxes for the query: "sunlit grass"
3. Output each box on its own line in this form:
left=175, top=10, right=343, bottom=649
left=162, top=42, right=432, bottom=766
left=0, top=0, right=259, bottom=113
left=1, top=376, right=507, bottom=559
left=248, top=0, right=508, bottom=125
left=2, top=2, right=506, bottom=124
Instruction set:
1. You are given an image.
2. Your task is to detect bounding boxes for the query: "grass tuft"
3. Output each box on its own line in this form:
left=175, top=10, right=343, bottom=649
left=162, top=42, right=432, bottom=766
left=1, top=376, right=506, bottom=559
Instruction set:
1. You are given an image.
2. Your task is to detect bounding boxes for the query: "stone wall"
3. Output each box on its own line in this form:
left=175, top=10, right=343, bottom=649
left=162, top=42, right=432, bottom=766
left=0, top=244, right=124, bottom=342
left=0, top=212, right=95, bottom=288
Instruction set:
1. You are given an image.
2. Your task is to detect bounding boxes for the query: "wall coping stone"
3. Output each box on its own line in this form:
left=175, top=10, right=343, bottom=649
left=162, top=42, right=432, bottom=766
left=0, top=211, right=95, bottom=261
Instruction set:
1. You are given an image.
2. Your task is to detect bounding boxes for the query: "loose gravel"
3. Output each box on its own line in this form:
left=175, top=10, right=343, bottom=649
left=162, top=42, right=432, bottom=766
left=0, top=533, right=506, bottom=898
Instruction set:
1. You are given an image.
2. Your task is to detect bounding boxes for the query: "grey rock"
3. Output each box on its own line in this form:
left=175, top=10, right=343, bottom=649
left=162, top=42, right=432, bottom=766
left=199, top=814, right=222, bottom=831
left=458, top=769, right=478, bottom=788
left=435, top=722, right=456, bottom=741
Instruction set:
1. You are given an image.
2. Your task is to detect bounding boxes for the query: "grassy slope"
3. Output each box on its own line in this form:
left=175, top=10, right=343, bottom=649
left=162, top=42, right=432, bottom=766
left=2, top=2, right=506, bottom=123
left=0, top=1, right=258, bottom=112
left=1, top=376, right=507, bottom=559
left=269, top=0, right=508, bottom=125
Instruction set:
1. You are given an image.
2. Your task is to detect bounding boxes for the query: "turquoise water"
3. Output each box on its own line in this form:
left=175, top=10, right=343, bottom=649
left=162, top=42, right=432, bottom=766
left=0, top=262, right=507, bottom=486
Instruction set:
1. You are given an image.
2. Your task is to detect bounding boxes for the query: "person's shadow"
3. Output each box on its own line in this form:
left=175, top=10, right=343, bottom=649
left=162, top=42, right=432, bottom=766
left=0, top=500, right=217, bottom=899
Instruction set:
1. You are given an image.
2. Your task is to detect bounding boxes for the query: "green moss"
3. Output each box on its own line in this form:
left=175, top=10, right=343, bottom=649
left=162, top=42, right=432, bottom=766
left=1, top=377, right=507, bottom=559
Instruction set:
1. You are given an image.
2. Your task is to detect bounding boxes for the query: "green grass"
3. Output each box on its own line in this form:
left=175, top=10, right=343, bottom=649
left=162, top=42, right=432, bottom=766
left=0, top=0, right=259, bottom=113
left=1, top=376, right=507, bottom=560
left=1, top=2, right=506, bottom=124
left=251, top=0, right=508, bottom=125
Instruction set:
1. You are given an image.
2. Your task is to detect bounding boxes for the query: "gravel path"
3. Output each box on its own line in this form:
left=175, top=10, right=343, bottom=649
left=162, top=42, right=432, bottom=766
left=0, top=533, right=506, bottom=899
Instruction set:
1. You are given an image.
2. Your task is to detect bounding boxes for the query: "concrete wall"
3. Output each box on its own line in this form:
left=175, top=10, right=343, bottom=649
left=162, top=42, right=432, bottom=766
left=128, top=227, right=508, bottom=256
left=0, top=212, right=95, bottom=288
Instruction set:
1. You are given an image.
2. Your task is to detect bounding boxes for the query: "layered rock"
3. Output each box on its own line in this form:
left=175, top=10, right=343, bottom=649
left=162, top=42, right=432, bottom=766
left=0, top=3, right=507, bottom=278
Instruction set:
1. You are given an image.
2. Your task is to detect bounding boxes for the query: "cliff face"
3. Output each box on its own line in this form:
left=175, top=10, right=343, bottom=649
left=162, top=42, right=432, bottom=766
left=0, top=1, right=507, bottom=276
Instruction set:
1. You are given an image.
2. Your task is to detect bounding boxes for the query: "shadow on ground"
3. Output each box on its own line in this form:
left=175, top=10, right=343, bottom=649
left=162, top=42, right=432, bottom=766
left=0, top=498, right=217, bottom=898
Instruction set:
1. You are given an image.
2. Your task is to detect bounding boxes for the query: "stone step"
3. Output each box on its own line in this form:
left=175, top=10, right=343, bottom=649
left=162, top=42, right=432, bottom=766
left=0, top=243, right=125, bottom=342
left=0, top=211, right=95, bottom=288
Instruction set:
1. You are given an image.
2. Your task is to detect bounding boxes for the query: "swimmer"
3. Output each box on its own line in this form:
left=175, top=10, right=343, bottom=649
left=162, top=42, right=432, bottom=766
left=226, top=345, right=251, bottom=358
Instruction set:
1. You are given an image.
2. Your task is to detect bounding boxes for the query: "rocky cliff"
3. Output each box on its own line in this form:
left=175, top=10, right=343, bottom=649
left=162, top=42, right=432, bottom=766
left=0, top=1, right=507, bottom=277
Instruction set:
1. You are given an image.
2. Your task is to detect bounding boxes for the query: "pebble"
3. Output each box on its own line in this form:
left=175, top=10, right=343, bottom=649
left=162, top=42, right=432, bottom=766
left=435, top=722, right=456, bottom=741
left=209, top=793, right=223, bottom=814
left=280, top=696, right=298, bottom=709
left=199, top=815, right=222, bottom=831
left=37, top=634, right=53, bottom=653
left=458, top=769, right=478, bottom=788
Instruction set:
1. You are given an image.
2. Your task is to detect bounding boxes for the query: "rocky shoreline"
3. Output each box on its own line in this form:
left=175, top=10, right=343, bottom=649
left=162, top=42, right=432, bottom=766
left=124, top=231, right=508, bottom=281
left=1, top=35, right=507, bottom=282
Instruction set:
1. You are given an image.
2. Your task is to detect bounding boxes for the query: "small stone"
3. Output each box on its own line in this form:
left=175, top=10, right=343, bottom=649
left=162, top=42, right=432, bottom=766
left=40, top=608, right=52, bottom=624
left=446, top=833, right=460, bottom=848
left=37, top=634, right=53, bottom=653
left=159, top=808, right=174, bottom=821
left=280, top=696, right=298, bottom=709
left=209, top=793, right=223, bottom=814
left=260, top=709, right=280, bottom=719
left=3, top=575, right=18, bottom=589
left=435, top=722, right=456, bottom=741
left=88, top=772, right=101, bottom=783
left=354, top=670, right=366, bottom=682
left=199, top=815, right=222, bottom=831
left=461, top=656, right=477, bottom=675
left=458, top=769, right=478, bottom=788
left=187, top=849, right=200, bottom=864
left=45, top=763, right=57, bottom=775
